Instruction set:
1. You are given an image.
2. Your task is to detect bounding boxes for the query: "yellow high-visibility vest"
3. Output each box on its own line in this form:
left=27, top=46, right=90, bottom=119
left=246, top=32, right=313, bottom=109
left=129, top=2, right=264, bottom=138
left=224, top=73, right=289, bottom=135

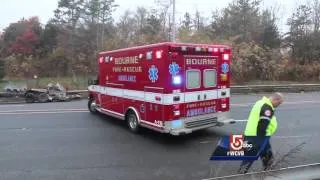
left=244, top=97, right=278, bottom=136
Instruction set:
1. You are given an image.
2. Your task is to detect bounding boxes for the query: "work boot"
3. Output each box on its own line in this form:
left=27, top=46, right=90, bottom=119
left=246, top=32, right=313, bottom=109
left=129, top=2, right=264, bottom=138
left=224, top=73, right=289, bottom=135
left=237, top=164, right=249, bottom=174
left=238, top=161, right=253, bottom=174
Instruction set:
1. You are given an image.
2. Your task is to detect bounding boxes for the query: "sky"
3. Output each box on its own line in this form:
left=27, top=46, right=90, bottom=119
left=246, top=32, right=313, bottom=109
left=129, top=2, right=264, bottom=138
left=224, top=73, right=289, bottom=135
left=0, top=0, right=310, bottom=33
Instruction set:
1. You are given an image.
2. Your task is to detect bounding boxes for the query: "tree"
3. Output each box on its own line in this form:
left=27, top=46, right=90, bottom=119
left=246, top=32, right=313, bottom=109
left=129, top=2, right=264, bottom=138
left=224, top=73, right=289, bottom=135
left=312, top=0, right=320, bottom=32
left=142, top=10, right=164, bottom=43
left=210, top=0, right=262, bottom=43
left=53, top=0, right=85, bottom=75
left=9, top=28, right=39, bottom=55
left=155, top=0, right=172, bottom=34
left=260, top=9, right=280, bottom=48
left=134, top=7, right=148, bottom=34
left=84, top=0, right=101, bottom=51
left=0, top=32, right=4, bottom=58
left=288, top=5, right=312, bottom=37
left=181, top=12, right=192, bottom=30
left=0, top=60, right=5, bottom=80
left=193, top=10, right=205, bottom=31
left=84, top=0, right=100, bottom=25
left=54, top=0, right=84, bottom=28
left=116, top=10, right=137, bottom=47
left=40, top=20, right=59, bottom=54
left=2, top=17, right=41, bottom=56
left=99, top=0, right=117, bottom=50
left=287, top=5, right=313, bottom=64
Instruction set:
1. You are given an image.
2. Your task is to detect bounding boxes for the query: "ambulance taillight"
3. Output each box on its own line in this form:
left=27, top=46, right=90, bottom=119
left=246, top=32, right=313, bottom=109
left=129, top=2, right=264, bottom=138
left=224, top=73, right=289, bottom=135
left=218, top=48, right=231, bottom=112
left=173, top=104, right=180, bottom=116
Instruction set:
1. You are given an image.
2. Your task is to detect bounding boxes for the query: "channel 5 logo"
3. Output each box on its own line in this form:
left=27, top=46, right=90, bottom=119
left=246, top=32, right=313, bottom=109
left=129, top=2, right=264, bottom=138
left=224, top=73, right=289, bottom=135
left=229, top=134, right=252, bottom=151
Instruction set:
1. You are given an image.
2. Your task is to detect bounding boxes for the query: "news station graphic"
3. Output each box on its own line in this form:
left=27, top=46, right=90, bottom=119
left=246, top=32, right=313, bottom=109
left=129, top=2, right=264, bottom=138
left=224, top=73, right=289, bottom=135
left=210, top=134, right=270, bottom=161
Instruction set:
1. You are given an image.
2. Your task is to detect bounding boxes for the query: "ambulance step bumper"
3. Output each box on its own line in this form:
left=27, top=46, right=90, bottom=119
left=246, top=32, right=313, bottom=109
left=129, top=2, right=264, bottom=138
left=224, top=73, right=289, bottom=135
left=185, top=117, right=218, bottom=128
left=168, top=117, right=235, bottom=136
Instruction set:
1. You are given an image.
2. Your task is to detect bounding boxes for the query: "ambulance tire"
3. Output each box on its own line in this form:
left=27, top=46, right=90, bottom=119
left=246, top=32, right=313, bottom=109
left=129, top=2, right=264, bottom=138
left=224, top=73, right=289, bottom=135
left=126, top=111, right=140, bottom=133
left=88, top=98, right=98, bottom=114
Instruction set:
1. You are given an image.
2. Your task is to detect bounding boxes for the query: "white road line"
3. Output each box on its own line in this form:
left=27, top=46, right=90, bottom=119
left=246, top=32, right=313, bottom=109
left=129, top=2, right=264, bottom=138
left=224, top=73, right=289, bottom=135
left=0, top=104, right=25, bottom=107
left=273, top=135, right=313, bottom=139
left=0, top=109, right=87, bottom=113
left=202, top=163, right=320, bottom=180
left=231, top=104, right=251, bottom=107
left=230, top=119, right=247, bottom=122
left=199, top=135, right=313, bottom=144
left=200, top=141, right=215, bottom=144
left=232, top=100, right=320, bottom=107
left=0, top=110, right=88, bottom=115
left=284, top=100, right=320, bottom=105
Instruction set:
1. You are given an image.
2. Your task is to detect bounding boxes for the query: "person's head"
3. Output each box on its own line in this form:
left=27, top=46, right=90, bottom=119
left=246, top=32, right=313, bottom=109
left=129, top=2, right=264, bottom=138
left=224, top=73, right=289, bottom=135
left=269, top=92, right=284, bottom=108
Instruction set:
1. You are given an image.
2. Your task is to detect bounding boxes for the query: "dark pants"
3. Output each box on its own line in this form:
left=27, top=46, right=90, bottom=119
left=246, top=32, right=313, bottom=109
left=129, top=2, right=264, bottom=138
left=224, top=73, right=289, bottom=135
left=238, top=142, right=274, bottom=174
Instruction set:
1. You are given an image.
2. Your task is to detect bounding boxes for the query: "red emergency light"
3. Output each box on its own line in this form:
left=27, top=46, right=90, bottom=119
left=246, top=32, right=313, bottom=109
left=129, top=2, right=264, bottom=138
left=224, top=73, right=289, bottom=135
left=223, top=54, right=230, bottom=61
left=156, top=50, right=163, bottom=59
left=99, top=57, right=104, bottom=63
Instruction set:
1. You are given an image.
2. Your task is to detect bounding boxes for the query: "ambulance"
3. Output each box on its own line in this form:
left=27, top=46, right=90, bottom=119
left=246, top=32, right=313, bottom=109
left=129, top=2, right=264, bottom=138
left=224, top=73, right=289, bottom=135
left=88, top=42, right=234, bottom=135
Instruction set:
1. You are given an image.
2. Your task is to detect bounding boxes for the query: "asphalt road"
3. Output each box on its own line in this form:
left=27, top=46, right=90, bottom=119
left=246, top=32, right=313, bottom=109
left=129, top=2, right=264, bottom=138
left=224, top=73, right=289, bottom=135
left=0, top=92, right=319, bottom=180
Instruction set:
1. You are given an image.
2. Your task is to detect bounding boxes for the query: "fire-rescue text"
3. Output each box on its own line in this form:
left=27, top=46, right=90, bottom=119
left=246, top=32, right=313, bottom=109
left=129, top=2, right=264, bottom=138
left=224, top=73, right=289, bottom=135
left=113, top=55, right=143, bottom=73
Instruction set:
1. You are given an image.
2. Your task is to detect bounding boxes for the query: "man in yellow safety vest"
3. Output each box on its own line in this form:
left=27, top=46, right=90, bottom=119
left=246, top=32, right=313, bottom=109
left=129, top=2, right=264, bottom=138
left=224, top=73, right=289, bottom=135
left=238, top=92, right=284, bottom=174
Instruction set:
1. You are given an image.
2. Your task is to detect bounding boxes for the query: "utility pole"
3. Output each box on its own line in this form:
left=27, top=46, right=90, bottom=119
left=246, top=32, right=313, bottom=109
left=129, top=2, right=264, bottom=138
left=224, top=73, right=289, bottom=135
left=172, top=0, right=176, bottom=42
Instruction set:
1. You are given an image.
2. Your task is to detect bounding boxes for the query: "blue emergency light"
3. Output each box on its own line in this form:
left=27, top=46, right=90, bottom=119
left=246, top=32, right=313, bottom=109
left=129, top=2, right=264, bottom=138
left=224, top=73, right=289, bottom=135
left=173, top=76, right=182, bottom=85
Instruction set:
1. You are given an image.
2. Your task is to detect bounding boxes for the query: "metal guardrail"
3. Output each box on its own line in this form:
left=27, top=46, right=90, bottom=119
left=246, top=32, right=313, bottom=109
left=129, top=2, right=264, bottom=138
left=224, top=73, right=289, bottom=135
left=231, top=84, right=320, bottom=93
left=0, top=92, right=25, bottom=97
left=1, top=84, right=320, bottom=98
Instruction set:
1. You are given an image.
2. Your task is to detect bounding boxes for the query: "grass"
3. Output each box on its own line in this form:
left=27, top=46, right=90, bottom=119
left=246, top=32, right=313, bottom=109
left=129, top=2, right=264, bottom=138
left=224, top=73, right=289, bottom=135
left=0, top=81, right=5, bottom=90
left=1, top=76, right=95, bottom=90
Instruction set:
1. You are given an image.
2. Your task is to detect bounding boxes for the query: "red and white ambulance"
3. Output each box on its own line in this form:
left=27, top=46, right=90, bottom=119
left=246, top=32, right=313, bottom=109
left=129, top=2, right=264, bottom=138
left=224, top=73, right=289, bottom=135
left=88, top=42, right=234, bottom=135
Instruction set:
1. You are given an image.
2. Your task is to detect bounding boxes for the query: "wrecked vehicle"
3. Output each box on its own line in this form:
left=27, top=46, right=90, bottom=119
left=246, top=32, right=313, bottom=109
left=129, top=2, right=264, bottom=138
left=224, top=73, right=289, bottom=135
left=3, top=83, right=27, bottom=93
left=24, top=83, right=81, bottom=103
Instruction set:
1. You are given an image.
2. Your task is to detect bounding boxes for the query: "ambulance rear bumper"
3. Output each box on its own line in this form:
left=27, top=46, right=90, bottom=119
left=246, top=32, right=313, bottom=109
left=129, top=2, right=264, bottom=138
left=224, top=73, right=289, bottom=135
left=166, top=113, right=235, bottom=136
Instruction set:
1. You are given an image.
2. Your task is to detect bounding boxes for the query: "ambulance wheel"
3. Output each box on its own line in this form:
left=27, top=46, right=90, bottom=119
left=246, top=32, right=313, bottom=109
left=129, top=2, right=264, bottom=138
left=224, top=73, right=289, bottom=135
left=88, top=98, right=97, bottom=114
left=126, top=111, right=140, bottom=133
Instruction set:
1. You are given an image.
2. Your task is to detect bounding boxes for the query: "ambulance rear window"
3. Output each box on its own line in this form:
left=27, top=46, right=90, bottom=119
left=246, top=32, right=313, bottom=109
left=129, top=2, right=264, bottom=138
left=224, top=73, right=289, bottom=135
left=186, top=70, right=201, bottom=89
left=204, top=69, right=217, bottom=88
